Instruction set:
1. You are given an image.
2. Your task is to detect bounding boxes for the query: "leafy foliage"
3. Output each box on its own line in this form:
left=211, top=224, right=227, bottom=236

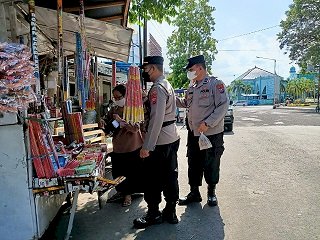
left=129, top=0, right=182, bottom=24
left=228, top=80, right=246, bottom=100
left=167, top=0, right=217, bottom=88
left=286, top=78, right=316, bottom=100
left=278, top=0, right=320, bottom=67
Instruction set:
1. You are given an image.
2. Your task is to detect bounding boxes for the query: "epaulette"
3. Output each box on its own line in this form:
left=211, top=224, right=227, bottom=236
left=203, top=79, right=209, bottom=84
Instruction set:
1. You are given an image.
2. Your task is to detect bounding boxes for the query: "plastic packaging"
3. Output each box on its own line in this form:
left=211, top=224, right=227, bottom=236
left=198, top=132, right=212, bottom=150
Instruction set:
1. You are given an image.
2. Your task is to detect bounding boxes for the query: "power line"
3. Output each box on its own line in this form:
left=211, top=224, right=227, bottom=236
left=150, top=21, right=168, bottom=44
left=217, top=25, right=279, bottom=42
left=217, top=49, right=273, bottom=52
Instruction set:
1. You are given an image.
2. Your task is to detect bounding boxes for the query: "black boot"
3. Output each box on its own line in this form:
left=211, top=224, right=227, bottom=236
left=178, top=186, right=202, bottom=206
left=162, top=202, right=178, bottom=224
left=207, top=184, right=218, bottom=207
left=133, top=205, right=162, bottom=229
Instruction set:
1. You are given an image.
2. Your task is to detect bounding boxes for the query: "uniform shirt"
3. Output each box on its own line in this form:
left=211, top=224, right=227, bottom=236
left=176, top=76, right=228, bottom=136
left=143, top=75, right=180, bottom=151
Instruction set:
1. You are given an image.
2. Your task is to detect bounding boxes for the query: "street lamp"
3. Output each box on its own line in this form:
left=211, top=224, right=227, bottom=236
left=256, top=56, right=278, bottom=107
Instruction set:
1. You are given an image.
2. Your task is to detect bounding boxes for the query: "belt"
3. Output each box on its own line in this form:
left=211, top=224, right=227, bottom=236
left=162, top=120, right=176, bottom=127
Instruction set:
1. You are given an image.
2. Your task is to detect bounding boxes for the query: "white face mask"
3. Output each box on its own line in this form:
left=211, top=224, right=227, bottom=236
left=114, top=98, right=125, bottom=107
left=187, top=71, right=197, bottom=81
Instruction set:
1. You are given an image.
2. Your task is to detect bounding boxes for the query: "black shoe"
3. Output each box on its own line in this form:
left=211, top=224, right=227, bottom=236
left=207, top=195, right=218, bottom=207
left=162, top=208, right=178, bottom=224
left=178, top=192, right=202, bottom=205
left=133, top=211, right=162, bottom=229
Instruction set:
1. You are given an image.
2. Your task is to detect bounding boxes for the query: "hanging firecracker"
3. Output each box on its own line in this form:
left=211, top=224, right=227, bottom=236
left=123, top=66, right=144, bottom=123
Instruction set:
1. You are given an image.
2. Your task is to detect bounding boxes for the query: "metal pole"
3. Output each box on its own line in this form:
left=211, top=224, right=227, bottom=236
left=143, top=18, right=148, bottom=57
left=112, top=60, right=116, bottom=87
left=317, top=66, right=320, bottom=112
left=138, top=14, right=143, bottom=88
left=57, top=0, right=65, bottom=100
left=273, top=59, right=276, bottom=106
left=256, top=56, right=277, bottom=107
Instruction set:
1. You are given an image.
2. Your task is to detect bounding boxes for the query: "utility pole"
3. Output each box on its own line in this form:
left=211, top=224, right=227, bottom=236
left=143, top=18, right=148, bottom=57
left=256, top=56, right=277, bottom=108
left=143, top=18, right=148, bottom=89
left=316, top=65, right=320, bottom=113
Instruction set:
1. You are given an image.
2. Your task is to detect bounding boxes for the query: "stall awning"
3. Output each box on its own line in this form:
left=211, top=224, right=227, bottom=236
left=17, top=4, right=133, bottom=62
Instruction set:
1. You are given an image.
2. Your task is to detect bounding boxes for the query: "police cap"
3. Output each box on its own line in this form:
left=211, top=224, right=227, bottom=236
left=141, top=56, right=164, bottom=67
left=185, top=55, right=205, bottom=70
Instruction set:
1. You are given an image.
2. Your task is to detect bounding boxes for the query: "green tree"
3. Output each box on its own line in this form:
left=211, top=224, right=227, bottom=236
left=278, top=0, right=320, bottom=67
left=226, top=85, right=236, bottom=100
left=243, top=84, right=252, bottom=94
left=167, top=0, right=217, bottom=88
left=280, top=79, right=288, bottom=101
left=129, top=0, right=182, bottom=23
left=231, top=80, right=246, bottom=100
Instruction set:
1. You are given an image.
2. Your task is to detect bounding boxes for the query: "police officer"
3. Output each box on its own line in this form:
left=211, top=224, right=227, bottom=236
left=133, top=56, right=180, bottom=228
left=176, top=55, right=228, bottom=207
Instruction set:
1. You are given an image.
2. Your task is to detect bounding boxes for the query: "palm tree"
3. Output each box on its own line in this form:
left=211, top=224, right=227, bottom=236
left=243, top=84, right=252, bottom=94
left=286, top=79, right=302, bottom=99
left=226, top=85, right=236, bottom=100
left=231, top=80, right=245, bottom=100
left=280, top=79, right=288, bottom=102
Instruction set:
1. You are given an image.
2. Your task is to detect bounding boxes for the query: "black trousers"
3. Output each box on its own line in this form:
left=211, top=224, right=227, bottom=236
left=110, top=148, right=144, bottom=195
left=143, top=139, right=180, bottom=206
left=187, top=132, right=224, bottom=186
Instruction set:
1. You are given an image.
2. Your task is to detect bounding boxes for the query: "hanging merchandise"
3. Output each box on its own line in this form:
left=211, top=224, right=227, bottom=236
left=75, top=32, right=84, bottom=107
left=74, top=0, right=94, bottom=111
left=86, top=72, right=96, bottom=110
left=65, top=112, right=85, bottom=145
left=123, top=66, right=144, bottom=123
left=28, top=115, right=59, bottom=178
left=61, top=100, right=85, bottom=145
left=0, top=43, right=37, bottom=113
left=28, top=0, right=41, bottom=95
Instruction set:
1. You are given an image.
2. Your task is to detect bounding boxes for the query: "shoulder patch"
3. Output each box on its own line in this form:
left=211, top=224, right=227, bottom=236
left=216, top=83, right=225, bottom=93
left=203, top=78, right=209, bottom=84
left=150, top=90, right=157, bottom=104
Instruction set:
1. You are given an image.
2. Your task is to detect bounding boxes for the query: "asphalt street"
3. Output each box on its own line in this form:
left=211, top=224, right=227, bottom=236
left=52, top=106, right=320, bottom=240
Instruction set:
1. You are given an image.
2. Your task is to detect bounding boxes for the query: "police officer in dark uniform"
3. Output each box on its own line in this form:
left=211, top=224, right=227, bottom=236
left=176, top=55, right=228, bottom=207
left=133, top=56, right=180, bottom=228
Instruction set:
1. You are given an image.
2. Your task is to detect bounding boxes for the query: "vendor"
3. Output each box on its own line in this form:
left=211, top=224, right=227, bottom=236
left=100, top=84, right=144, bottom=207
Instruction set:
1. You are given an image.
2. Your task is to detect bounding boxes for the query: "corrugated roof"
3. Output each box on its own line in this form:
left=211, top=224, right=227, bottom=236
left=16, top=3, right=133, bottom=62
left=235, top=66, right=277, bottom=80
left=34, top=0, right=130, bottom=27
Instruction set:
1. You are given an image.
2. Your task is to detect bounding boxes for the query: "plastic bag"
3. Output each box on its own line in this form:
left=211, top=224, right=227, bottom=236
left=198, top=132, right=212, bottom=150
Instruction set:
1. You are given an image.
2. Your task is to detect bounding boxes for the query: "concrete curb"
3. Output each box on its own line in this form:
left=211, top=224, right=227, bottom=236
left=276, top=106, right=318, bottom=113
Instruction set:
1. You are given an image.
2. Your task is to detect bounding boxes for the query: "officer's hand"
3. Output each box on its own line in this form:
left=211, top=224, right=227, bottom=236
left=140, top=149, right=150, bottom=158
left=198, top=122, right=209, bottom=133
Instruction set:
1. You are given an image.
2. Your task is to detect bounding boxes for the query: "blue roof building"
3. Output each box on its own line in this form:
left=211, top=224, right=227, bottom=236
left=234, top=66, right=282, bottom=105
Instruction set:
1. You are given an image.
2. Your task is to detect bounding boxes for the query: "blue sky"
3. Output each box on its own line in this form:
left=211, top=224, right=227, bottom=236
left=148, top=0, right=295, bottom=85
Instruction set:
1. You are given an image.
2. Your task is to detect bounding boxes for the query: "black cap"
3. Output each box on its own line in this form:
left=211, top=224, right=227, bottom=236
left=185, top=55, right=205, bottom=70
left=141, top=56, right=164, bottom=67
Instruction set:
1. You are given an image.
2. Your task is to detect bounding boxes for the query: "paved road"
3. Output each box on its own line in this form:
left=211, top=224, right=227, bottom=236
left=53, top=106, right=320, bottom=240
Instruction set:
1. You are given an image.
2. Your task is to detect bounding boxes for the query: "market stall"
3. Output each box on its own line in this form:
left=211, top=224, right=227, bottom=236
left=0, top=0, right=133, bottom=239
left=0, top=42, right=125, bottom=240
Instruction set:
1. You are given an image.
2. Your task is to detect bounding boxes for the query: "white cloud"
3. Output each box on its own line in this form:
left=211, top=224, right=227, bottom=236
left=148, top=23, right=297, bottom=87
left=212, top=29, right=297, bottom=85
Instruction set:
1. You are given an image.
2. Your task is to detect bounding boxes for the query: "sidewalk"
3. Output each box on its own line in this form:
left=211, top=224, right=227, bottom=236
left=44, top=128, right=193, bottom=240
left=276, top=105, right=318, bottom=113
